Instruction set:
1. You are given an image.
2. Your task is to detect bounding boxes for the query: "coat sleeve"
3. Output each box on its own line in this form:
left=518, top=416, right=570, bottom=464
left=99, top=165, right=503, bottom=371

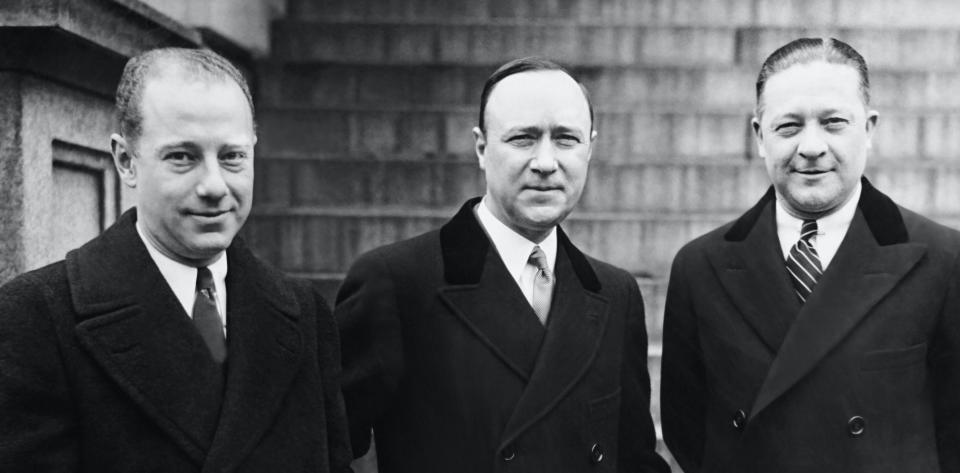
left=333, top=251, right=404, bottom=459
left=933, top=252, right=960, bottom=473
left=0, top=272, right=79, bottom=472
left=307, top=282, right=355, bottom=473
left=660, top=247, right=707, bottom=472
left=618, top=271, right=671, bottom=473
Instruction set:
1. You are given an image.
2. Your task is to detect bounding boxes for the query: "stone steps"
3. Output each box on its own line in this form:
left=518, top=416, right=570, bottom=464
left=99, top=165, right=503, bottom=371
left=258, top=62, right=960, bottom=110
left=243, top=207, right=733, bottom=276
left=256, top=106, right=960, bottom=160
left=243, top=203, right=960, bottom=278
left=288, top=0, right=960, bottom=28
left=272, top=21, right=960, bottom=69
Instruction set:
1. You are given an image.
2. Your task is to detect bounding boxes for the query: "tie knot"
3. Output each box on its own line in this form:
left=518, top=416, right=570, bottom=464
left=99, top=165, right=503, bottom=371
left=528, top=246, right=549, bottom=272
left=800, top=219, right=818, bottom=243
left=196, top=266, right=215, bottom=293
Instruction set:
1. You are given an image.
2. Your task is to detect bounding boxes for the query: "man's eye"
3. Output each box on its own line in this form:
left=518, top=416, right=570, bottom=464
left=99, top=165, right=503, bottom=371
left=507, top=135, right=536, bottom=146
left=823, top=117, right=849, bottom=130
left=165, top=152, right=194, bottom=162
left=555, top=135, right=581, bottom=147
left=774, top=123, right=801, bottom=136
left=221, top=151, right=247, bottom=162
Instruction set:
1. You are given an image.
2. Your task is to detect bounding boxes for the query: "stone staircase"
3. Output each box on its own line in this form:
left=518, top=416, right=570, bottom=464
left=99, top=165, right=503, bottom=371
left=245, top=0, right=960, bottom=469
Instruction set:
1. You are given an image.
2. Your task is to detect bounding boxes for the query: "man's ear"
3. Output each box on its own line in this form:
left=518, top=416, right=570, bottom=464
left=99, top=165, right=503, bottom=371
left=864, top=110, right=879, bottom=149
left=472, top=126, right=487, bottom=170
left=586, top=129, right=598, bottom=162
left=751, top=117, right=765, bottom=159
left=111, top=133, right=138, bottom=188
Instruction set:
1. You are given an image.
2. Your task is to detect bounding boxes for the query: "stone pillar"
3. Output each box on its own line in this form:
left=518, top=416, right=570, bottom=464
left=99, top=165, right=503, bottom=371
left=0, top=0, right=201, bottom=283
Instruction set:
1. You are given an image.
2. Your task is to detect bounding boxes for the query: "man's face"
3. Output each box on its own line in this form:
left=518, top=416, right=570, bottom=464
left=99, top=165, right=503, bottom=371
left=473, top=70, right=595, bottom=242
left=112, top=72, right=256, bottom=266
left=753, top=61, right=878, bottom=218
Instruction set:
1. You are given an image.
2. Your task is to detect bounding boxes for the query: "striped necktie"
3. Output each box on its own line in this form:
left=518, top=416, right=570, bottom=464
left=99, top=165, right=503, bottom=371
left=528, top=246, right=554, bottom=325
left=786, top=219, right=823, bottom=303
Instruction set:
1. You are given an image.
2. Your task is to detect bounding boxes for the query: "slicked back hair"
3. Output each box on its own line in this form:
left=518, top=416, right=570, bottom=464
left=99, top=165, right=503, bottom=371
left=115, top=47, right=255, bottom=144
left=477, top=56, right=594, bottom=133
left=755, top=37, right=870, bottom=117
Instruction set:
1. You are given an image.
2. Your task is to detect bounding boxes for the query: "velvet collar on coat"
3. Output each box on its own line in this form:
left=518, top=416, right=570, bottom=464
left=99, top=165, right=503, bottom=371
left=724, top=177, right=908, bottom=246
left=439, top=197, right=601, bottom=292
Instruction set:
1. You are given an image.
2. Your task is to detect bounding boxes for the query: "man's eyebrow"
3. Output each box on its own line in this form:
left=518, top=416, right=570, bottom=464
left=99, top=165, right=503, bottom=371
left=550, top=125, right=584, bottom=136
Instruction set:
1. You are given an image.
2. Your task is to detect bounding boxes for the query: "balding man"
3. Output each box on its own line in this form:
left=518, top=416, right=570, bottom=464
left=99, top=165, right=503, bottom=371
left=335, top=57, right=669, bottom=473
left=0, top=48, right=351, bottom=472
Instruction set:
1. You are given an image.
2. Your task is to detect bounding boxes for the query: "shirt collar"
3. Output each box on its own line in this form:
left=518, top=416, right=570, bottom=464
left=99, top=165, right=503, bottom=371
left=135, top=221, right=228, bottom=315
left=475, top=197, right=557, bottom=283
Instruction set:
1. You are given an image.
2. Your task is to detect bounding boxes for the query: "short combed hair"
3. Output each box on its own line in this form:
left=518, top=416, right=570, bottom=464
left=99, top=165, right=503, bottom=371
left=755, top=37, right=870, bottom=117
left=115, top=47, right=255, bottom=142
left=477, top=56, right=594, bottom=133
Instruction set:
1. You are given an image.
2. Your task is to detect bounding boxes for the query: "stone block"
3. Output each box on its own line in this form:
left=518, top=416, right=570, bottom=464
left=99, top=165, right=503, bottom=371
left=836, top=0, right=960, bottom=27
left=932, top=168, right=960, bottom=214
left=352, top=112, right=400, bottom=154
left=870, top=113, right=920, bottom=159
left=258, top=109, right=351, bottom=155
left=672, top=112, right=751, bottom=158
left=921, top=113, right=960, bottom=159
left=444, top=111, right=478, bottom=155
left=639, top=27, right=737, bottom=66
left=753, top=0, right=835, bottom=26
left=385, top=26, right=436, bottom=63
left=254, top=159, right=292, bottom=206
left=397, top=112, right=444, bottom=156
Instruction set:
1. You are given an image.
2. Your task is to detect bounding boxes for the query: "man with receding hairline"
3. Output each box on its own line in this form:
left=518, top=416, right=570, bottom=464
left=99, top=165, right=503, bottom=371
left=661, top=37, right=960, bottom=473
left=336, top=56, right=668, bottom=472
left=0, top=47, right=351, bottom=472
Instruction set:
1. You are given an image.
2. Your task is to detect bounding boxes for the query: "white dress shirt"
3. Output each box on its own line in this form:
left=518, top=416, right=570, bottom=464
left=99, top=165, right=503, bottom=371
left=776, top=182, right=861, bottom=270
left=136, top=222, right=228, bottom=334
left=475, top=198, right=557, bottom=308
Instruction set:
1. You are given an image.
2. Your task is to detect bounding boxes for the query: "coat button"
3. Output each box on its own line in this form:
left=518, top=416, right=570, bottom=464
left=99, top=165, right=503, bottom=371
left=732, top=409, right=747, bottom=431
left=590, top=443, right=604, bottom=464
left=502, top=445, right=516, bottom=462
left=848, top=416, right=866, bottom=437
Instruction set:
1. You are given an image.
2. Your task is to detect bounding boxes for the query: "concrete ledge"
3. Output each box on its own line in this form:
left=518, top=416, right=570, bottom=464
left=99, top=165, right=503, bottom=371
left=0, top=0, right=201, bottom=98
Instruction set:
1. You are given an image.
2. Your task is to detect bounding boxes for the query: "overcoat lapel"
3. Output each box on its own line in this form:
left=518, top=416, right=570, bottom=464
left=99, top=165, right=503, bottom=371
left=203, top=241, right=304, bottom=472
left=437, top=198, right=547, bottom=379
left=436, top=198, right=607, bottom=446
left=750, top=209, right=925, bottom=416
left=69, top=210, right=224, bottom=464
left=705, top=188, right=800, bottom=353
left=498, top=239, right=608, bottom=450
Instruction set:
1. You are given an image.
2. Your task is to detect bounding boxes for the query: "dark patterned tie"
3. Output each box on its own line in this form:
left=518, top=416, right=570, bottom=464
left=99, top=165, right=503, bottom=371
left=193, top=267, right=226, bottom=363
left=528, top=246, right=554, bottom=324
left=786, top=219, right=823, bottom=303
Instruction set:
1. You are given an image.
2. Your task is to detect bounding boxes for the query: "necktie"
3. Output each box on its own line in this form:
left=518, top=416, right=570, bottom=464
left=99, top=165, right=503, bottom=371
left=786, top=219, right=823, bottom=303
left=528, top=246, right=554, bottom=324
left=193, top=266, right=226, bottom=363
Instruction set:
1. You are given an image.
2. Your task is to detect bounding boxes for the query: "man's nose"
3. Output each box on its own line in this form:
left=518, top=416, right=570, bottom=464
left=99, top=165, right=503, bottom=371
left=530, top=139, right=558, bottom=173
left=797, top=126, right=828, bottom=160
left=196, top=155, right=229, bottom=199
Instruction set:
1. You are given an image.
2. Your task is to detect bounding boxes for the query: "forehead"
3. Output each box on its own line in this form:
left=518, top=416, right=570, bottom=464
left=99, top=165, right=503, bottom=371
left=139, top=72, right=253, bottom=136
left=485, top=70, right=590, bottom=131
left=761, top=61, right=864, bottom=118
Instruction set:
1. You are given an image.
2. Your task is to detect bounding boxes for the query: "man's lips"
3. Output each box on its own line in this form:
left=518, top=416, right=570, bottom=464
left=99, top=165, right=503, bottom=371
left=186, top=209, right=231, bottom=218
left=793, top=169, right=831, bottom=175
left=523, top=185, right=563, bottom=191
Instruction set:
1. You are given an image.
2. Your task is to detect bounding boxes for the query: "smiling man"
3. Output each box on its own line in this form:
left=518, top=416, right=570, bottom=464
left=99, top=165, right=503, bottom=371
left=0, top=48, right=351, bottom=472
left=661, top=38, right=960, bottom=473
left=335, top=57, right=668, bottom=472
